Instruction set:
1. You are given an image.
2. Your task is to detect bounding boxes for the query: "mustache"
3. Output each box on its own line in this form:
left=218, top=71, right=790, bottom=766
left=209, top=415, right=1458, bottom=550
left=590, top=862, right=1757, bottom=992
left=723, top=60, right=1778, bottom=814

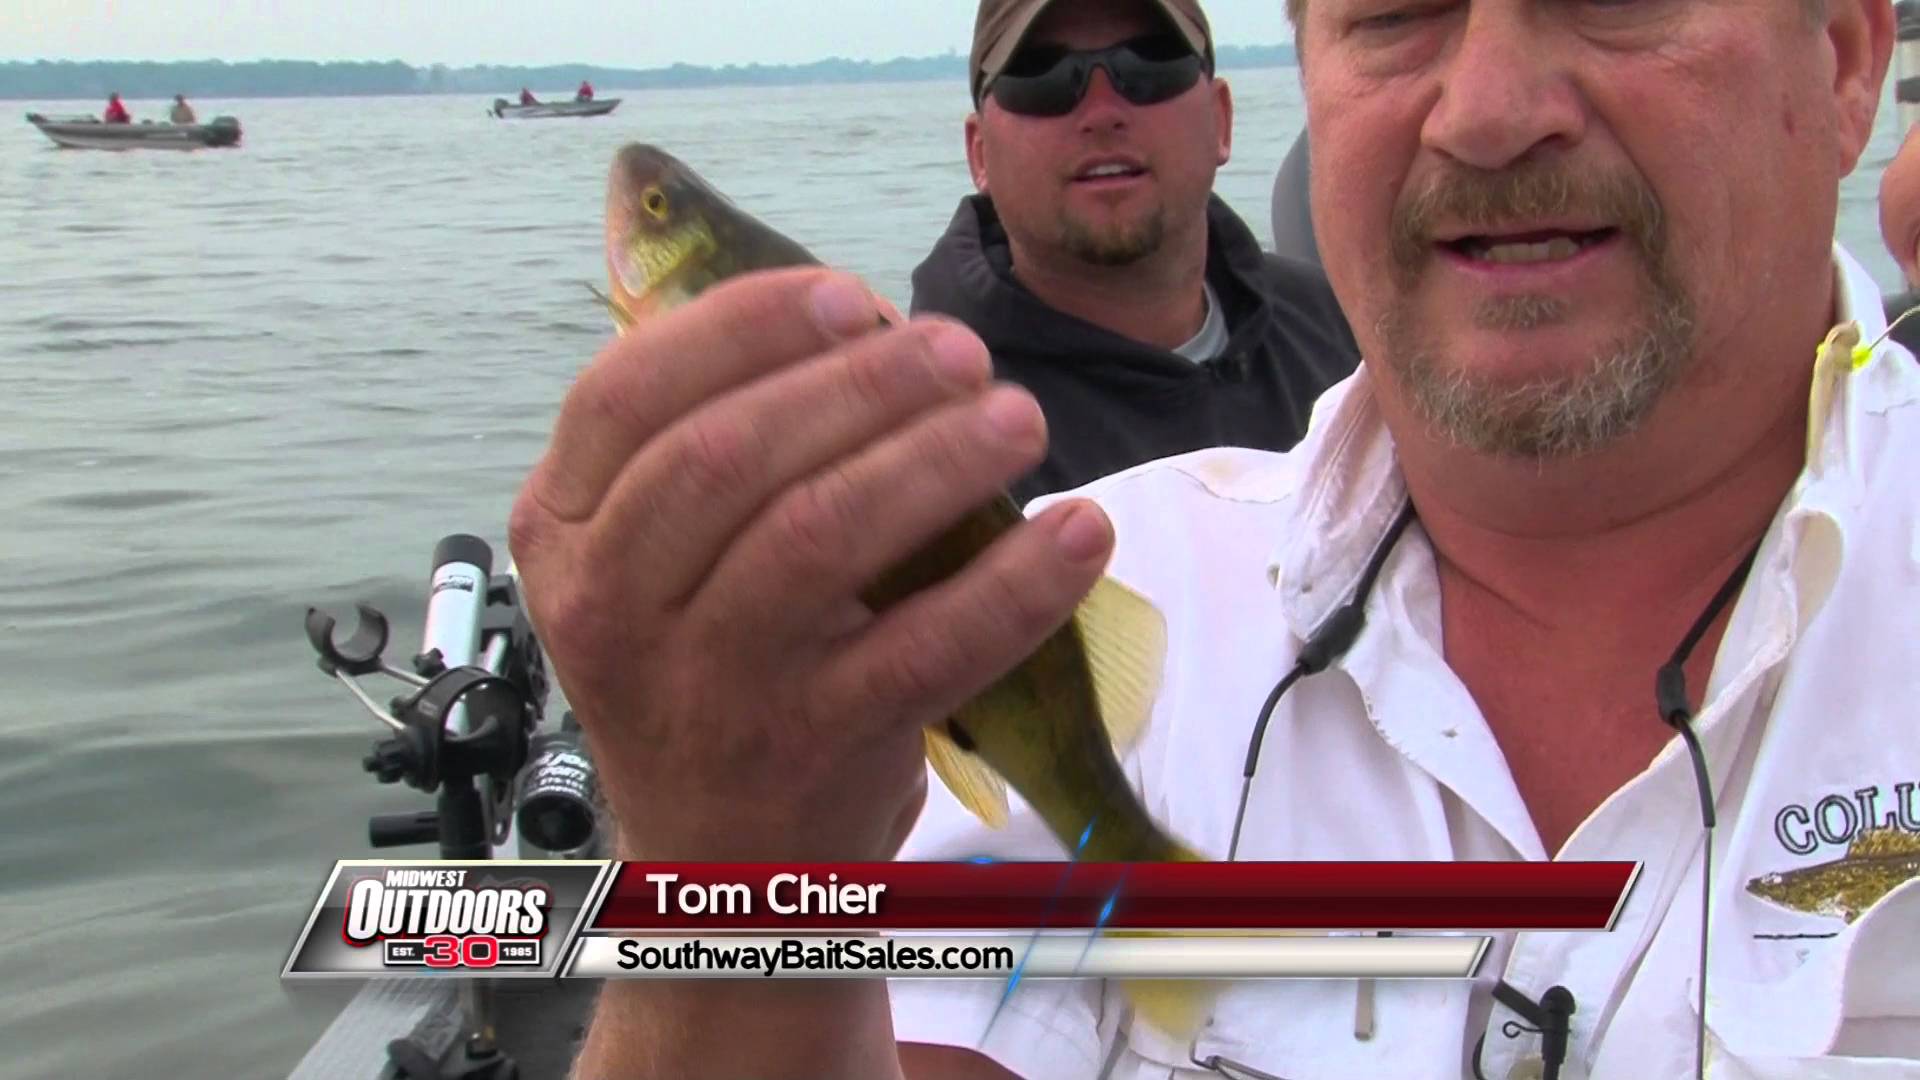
left=1388, top=161, right=1667, bottom=276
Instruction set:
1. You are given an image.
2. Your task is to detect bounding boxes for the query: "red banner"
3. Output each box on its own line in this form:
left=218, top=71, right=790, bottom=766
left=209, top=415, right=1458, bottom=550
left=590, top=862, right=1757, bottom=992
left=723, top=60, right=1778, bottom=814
left=587, top=861, right=1638, bottom=932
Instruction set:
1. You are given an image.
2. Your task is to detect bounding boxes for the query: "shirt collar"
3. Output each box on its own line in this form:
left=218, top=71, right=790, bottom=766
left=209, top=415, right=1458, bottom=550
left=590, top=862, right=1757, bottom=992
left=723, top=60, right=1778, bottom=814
left=1267, top=244, right=1918, bottom=640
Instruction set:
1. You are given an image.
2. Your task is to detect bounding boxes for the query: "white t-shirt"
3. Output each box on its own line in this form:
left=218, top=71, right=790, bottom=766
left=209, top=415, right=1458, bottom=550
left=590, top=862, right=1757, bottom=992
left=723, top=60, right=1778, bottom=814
left=1172, top=283, right=1230, bottom=364
left=888, top=245, right=1920, bottom=1079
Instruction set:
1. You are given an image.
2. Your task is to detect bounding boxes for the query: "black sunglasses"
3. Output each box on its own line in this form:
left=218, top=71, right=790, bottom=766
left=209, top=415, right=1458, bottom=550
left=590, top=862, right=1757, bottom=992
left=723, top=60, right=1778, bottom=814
left=987, top=33, right=1207, bottom=118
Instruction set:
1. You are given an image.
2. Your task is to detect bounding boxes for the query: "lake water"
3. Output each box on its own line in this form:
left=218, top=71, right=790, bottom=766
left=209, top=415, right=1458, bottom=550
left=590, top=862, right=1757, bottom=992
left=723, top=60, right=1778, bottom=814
left=0, top=70, right=1910, bottom=1079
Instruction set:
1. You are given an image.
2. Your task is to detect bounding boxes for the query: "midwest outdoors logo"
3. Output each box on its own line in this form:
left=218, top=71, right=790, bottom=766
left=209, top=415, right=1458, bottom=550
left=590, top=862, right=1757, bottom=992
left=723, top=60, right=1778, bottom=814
left=342, top=867, right=551, bottom=969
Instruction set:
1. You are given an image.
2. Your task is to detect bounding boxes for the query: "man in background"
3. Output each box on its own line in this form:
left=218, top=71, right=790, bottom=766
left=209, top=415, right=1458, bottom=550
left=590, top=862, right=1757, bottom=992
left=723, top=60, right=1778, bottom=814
left=1878, top=122, right=1920, bottom=351
left=168, top=95, right=196, bottom=124
left=102, top=93, right=130, bottom=124
left=911, top=0, right=1357, bottom=503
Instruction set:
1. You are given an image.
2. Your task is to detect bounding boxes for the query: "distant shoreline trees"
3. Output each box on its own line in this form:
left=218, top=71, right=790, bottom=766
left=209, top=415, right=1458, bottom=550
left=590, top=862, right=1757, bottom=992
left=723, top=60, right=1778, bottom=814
left=0, top=46, right=1296, bottom=101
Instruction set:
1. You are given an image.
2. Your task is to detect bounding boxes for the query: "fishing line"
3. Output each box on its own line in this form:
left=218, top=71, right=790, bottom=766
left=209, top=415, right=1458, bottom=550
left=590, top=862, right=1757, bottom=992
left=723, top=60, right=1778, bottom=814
left=1227, top=500, right=1418, bottom=862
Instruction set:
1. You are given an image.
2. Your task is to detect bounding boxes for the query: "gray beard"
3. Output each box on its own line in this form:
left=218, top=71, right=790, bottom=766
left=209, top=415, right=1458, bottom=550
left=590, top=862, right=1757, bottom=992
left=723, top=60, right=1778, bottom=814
left=1375, top=158, right=1695, bottom=460
left=1376, top=287, right=1696, bottom=460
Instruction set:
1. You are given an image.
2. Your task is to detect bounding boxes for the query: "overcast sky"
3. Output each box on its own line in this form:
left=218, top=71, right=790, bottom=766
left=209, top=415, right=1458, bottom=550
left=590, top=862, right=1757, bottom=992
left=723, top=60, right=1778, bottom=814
left=3, top=1, right=1294, bottom=67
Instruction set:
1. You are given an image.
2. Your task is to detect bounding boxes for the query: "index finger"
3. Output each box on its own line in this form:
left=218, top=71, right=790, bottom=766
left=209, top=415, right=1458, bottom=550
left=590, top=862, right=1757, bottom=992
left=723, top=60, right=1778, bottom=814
left=528, top=266, right=885, bottom=522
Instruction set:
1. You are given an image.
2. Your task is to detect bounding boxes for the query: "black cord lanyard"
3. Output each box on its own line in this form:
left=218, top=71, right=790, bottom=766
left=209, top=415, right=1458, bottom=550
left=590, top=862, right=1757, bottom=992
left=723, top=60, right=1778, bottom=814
left=1227, top=500, right=1418, bottom=861
left=1228, top=499, right=1763, bottom=1080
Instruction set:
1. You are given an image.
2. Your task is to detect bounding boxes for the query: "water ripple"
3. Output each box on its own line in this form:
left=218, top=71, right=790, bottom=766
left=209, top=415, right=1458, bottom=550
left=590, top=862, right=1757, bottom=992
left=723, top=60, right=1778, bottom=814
left=41, top=487, right=210, bottom=511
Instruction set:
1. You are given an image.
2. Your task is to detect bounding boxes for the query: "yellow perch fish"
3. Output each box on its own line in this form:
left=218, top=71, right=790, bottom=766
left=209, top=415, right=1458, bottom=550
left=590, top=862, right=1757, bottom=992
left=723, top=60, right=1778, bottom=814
left=600, top=142, right=1209, bottom=1035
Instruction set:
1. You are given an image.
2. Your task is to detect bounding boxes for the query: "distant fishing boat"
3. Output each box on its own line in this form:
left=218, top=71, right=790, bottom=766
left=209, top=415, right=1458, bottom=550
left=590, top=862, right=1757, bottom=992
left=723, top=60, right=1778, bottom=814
left=489, top=97, right=619, bottom=119
left=25, top=112, right=243, bottom=151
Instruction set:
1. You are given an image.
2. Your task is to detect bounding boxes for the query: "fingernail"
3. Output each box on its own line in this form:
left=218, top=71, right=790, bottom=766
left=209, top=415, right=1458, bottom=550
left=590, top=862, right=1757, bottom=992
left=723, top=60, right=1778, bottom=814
left=1054, top=504, right=1111, bottom=563
left=925, top=323, right=990, bottom=387
left=809, top=275, right=877, bottom=338
left=981, top=386, right=1042, bottom=440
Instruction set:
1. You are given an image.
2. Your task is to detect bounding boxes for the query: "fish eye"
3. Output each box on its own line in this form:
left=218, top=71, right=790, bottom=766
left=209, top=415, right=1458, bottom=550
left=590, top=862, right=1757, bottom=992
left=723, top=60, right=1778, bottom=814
left=643, top=187, right=669, bottom=219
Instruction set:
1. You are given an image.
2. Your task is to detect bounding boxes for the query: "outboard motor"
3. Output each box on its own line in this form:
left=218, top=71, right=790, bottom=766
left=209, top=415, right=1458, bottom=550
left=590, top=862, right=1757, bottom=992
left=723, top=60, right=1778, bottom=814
left=207, top=116, right=242, bottom=147
left=1269, top=130, right=1320, bottom=269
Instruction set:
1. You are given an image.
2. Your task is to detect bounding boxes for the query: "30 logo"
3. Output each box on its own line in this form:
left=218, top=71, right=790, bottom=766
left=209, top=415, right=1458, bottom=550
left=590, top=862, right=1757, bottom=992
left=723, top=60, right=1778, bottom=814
left=382, top=933, right=541, bottom=968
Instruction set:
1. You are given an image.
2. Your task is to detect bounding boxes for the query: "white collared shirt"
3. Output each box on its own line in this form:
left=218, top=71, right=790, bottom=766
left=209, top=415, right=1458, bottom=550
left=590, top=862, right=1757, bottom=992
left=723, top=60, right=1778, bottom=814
left=888, top=245, right=1920, bottom=1079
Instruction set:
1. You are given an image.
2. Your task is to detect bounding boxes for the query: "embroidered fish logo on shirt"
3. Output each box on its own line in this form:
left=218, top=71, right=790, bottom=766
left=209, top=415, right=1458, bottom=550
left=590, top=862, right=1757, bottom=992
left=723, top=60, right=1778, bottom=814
left=1744, top=826, right=1920, bottom=923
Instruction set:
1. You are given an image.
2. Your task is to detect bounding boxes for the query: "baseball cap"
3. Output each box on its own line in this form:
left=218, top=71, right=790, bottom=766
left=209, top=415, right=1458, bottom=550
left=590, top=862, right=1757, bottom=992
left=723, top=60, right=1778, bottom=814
left=970, top=0, right=1215, bottom=104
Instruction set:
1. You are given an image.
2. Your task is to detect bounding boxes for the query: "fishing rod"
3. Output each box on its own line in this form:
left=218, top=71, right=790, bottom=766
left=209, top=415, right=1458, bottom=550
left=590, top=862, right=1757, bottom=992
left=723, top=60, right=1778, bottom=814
left=306, top=534, right=604, bottom=1080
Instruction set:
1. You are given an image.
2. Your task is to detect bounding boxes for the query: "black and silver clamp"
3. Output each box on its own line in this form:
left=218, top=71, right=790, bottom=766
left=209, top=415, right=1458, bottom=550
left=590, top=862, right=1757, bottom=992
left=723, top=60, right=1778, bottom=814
left=306, top=535, right=603, bottom=1080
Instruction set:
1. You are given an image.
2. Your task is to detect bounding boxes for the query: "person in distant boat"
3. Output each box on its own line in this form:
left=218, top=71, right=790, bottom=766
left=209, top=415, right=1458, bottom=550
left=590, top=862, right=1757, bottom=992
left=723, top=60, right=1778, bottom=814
left=906, top=0, right=1358, bottom=504
left=576, top=80, right=594, bottom=101
left=103, top=93, right=130, bottom=124
left=169, top=95, right=196, bottom=124
left=520, top=87, right=538, bottom=105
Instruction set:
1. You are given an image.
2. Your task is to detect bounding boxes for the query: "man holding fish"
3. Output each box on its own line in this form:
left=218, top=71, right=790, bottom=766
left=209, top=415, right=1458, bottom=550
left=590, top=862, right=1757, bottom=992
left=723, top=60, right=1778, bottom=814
left=512, top=0, right=1919, bottom=1076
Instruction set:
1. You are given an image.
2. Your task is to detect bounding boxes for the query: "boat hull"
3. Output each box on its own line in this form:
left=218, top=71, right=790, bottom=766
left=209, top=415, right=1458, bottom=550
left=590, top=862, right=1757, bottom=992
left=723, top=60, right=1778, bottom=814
left=489, top=98, right=620, bottom=119
left=25, top=113, right=242, bottom=151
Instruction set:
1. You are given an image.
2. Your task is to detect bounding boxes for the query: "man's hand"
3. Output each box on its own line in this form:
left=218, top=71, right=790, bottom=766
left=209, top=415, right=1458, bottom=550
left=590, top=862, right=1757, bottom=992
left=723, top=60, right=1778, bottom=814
left=508, top=267, right=1116, bottom=864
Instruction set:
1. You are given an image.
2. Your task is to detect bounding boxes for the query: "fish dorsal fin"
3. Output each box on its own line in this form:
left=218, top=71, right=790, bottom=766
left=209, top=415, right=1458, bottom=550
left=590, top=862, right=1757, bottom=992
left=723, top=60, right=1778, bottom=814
left=1076, top=574, right=1168, bottom=754
left=923, top=724, right=1007, bottom=828
left=1849, top=826, right=1920, bottom=858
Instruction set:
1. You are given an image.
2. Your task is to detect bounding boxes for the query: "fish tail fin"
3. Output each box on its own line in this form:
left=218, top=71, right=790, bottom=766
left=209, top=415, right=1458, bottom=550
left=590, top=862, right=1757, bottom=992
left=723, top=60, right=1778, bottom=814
left=1120, top=979, right=1215, bottom=1042
left=1111, top=842, right=1221, bottom=1041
